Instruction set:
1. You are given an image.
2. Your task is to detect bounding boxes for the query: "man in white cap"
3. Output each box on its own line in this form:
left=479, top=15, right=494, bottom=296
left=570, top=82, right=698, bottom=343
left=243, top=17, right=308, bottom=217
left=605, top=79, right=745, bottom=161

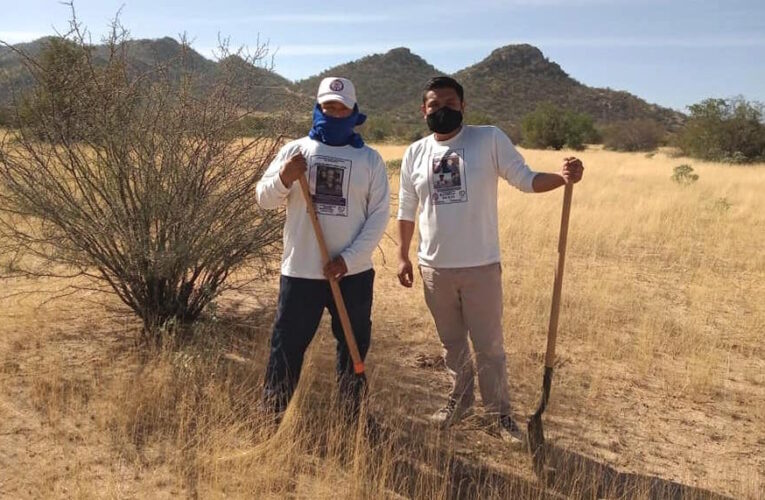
left=256, top=77, right=390, bottom=421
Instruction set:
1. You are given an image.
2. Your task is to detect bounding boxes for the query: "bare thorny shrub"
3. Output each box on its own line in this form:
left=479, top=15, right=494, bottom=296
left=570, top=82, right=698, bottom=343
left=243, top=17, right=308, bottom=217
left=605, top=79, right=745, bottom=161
left=0, top=12, right=291, bottom=343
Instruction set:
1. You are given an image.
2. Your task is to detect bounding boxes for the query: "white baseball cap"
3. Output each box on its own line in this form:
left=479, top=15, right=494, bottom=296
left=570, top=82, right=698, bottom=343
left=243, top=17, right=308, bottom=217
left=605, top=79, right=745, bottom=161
left=316, top=77, right=357, bottom=109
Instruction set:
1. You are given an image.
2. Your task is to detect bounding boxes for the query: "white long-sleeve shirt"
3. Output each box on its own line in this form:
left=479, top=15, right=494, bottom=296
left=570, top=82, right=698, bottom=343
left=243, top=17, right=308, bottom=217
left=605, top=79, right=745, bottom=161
left=257, top=137, right=390, bottom=279
left=397, top=125, right=537, bottom=268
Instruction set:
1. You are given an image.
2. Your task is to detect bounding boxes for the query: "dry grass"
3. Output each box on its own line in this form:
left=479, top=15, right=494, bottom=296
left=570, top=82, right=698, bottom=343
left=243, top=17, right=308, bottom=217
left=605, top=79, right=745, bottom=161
left=0, top=144, right=763, bottom=499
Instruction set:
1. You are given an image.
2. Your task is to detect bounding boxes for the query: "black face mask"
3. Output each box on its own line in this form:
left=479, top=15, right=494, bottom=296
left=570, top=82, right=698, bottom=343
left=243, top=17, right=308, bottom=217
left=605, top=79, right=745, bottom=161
left=426, top=106, right=463, bottom=134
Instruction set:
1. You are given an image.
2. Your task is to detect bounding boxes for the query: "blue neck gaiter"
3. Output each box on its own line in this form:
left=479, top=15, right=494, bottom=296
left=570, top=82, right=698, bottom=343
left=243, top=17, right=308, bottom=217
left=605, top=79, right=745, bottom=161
left=308, top=103, right=367, bottom=148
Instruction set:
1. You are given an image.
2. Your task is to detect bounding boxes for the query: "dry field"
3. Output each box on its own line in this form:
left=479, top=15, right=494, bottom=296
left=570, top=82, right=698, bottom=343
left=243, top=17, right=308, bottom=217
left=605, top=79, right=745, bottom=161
left=0, top=139, right=763, bottom=498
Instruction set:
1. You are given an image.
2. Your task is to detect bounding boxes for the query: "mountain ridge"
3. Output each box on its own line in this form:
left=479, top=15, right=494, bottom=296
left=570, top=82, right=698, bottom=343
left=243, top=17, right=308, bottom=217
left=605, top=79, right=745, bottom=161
left=0, top=36, right=684, bottom=130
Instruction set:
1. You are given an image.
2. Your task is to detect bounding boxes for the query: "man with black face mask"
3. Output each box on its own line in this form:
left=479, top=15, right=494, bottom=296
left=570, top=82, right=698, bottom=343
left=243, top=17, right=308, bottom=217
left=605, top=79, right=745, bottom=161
left=396, top=76, right=584, bottom=443
left=256, top=77, right=390, bottom=422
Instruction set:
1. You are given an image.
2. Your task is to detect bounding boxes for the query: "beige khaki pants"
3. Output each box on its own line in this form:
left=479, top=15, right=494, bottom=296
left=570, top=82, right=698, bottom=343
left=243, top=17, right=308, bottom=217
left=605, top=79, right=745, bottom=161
left=420, top=262, right=510, bottom=415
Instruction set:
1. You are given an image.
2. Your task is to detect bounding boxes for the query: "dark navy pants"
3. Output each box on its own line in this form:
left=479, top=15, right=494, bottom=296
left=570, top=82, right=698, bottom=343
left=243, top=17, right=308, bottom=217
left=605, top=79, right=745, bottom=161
left=262, top=269, right=374, bottom=414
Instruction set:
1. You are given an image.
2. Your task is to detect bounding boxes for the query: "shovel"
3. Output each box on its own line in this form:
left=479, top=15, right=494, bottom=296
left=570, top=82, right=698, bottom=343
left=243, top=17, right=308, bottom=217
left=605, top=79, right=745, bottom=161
left=297, top=175, right=367, bottom=384
left=527, top=181, right=573, bottom=458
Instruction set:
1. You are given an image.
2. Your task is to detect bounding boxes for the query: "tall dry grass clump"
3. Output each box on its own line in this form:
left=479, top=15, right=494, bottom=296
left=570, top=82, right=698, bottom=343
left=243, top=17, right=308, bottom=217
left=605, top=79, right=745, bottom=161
left=95, top=320, right=538, bottom=499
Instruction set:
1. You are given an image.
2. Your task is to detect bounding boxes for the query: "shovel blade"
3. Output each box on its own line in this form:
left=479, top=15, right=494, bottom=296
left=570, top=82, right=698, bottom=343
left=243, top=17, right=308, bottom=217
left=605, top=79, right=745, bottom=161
left=527, top=366, right=554, bottom=457
left=527, top=413, right=545, bottom=455
left=527, top=412, right=549, bottom=476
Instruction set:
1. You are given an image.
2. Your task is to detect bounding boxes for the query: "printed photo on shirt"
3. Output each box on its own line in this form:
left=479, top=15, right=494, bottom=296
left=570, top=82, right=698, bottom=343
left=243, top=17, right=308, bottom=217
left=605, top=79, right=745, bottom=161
left=309, top=155, right=352, bottom=216
left=316, top=166, right=344, bottom=196
left=429, top=149, right=467, bottom=205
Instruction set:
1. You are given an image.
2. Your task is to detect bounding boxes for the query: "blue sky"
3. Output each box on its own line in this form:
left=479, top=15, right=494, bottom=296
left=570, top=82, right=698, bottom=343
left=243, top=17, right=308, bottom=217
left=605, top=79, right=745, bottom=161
left=1, top=0, right=764, bottom=111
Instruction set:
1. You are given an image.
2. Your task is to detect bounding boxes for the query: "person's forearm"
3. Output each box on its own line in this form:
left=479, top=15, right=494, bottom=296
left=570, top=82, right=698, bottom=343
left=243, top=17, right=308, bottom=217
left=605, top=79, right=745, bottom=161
left=397, top=220, right=415, bottom=260
left=532, top=172, right=566, bottom=193
left=278, top=169, right=293, bottom=189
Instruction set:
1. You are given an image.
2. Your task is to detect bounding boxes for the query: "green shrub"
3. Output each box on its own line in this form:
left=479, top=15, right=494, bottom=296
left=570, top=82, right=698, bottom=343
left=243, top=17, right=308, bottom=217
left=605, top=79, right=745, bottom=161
left=677, top=97, right=765, bottom=163
left=521, top=103, right=596, bottom=150
left=564, top=112, right=598, bottom=150
left=521, top=103, right=566, bottom=149
left=671, top=164, right=699, bottom=185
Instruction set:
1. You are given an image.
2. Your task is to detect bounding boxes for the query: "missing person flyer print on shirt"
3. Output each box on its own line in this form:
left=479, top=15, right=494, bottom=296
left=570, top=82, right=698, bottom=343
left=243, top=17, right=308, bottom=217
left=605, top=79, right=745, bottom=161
left=429, top=149, right=467, bottom=205
left=309, top=155, right=352, bottom=216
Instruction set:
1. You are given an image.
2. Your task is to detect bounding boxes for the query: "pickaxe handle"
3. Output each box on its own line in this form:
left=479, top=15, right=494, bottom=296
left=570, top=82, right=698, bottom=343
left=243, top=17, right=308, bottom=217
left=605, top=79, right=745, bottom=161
left=297, top=175, right=365, bottom=375
left=545, top=182, right=573, bottom=369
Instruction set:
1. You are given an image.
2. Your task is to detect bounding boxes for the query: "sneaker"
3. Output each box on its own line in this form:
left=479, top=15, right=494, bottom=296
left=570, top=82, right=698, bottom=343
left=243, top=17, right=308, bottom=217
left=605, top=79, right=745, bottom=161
left=429, top=398, right=473, bottom=428
left=498, top=414, right=524, bottom=445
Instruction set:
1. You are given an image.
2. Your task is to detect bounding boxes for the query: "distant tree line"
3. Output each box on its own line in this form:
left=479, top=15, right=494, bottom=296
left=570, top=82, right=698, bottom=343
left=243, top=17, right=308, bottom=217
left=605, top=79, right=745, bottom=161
left=515, top=97, right=764, bottom=163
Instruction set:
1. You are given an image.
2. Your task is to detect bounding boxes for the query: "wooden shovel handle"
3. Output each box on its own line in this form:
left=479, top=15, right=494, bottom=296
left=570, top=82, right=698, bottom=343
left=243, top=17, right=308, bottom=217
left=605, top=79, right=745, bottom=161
left=545, top=182, right=573, bottom=368
left=297, top=175, right=365, bottom=375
